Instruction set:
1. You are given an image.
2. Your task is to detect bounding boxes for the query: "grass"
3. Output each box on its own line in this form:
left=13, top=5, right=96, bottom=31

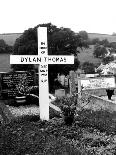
left=78, top=45, right=101, bottom=65
left=0, top=53, right=11, bottom=72
left=1, top=108, right=116, bottom=155
left=1, top=96, right=116, bottom=154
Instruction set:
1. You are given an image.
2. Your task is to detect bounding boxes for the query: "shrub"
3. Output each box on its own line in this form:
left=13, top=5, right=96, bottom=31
left=53, top=96, right=77, bottom=125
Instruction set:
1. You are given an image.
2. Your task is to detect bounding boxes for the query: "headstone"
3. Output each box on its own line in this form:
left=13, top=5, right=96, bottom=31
left=10, top=27, right=74, bottom=121
left=64, top=77, right=69, bottom=87
left=55, top=89, right=65, bottom=97
left=60, top=75, right=65, bottom=85
left=1, top=71, right=35, bottom=99
left=81, top=77, right=115, bottom=90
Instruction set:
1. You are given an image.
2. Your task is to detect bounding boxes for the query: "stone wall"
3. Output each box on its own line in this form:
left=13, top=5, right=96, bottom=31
left=83, top=88, right=116, bottom=97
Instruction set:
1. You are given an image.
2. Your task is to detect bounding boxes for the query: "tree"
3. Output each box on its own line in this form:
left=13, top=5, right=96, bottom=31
left=93, top=44, right=108, bottom=58
left=78, top=31, right=88, bottom=40
left=102, top=55, right=114, bottom=65
left=99, top=39, right=109, bottom=47
left=90, top=38, right=100, bottom=45
left=109, top=42, right=116, bottom=49
left=12, top=23, right=88, bottom=92
left=0, top=39, right=13, bottom=53
left=81, top=62, right=95, bottom=74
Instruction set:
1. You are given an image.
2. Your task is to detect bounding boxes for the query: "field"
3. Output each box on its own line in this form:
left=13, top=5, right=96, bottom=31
left=88, top=33, right=116, bottom=42
left=0, top=53, right=11, bottom=72
left=78, top=45, right=101, bottom=65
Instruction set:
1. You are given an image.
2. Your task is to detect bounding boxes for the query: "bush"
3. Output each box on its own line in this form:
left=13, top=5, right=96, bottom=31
left=53, top=96, right=77, bottom=125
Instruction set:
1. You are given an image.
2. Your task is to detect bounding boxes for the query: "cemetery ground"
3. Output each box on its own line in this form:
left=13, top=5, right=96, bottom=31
left=1, top=95, right=116, bottom=154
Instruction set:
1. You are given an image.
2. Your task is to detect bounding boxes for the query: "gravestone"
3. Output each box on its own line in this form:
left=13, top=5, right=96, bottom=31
left=1, top=71, right=35, bottom=99
left=10, top=27, right=74, bottom=121
left=55, top=89, right=65, bottom=97
left=76, top=71, right=82, bottom=98
left=69, top=71, right=76, bottom=95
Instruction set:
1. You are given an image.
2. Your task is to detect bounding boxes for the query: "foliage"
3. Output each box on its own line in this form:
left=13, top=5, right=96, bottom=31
left=99, top=39, right=110, bottom=47
left=0, top=39, right=13, bottom=54
left=78, top=31, right=88, bottom=40
left=11, top=23, right=88, bottom=92
left=52, top=95, right=78, bottom=125
left=93, top=44, right=108, bottom=58
left=109, top=42, right=116, bottom=49
left=90, top=38, right=100, bottom=45
left=81, top=61, right=95, bottom=74
left=102, top=55, right=114, bottom=65
left=12, top=23, right=85, bottom=70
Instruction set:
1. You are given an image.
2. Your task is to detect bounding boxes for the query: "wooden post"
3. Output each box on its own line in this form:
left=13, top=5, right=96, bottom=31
left=69, top=71, right=76, bottom=95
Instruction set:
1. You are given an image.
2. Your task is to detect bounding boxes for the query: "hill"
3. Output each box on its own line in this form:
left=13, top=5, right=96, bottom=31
left=0, top=32, right=115, bottom=72
left=0, top=33, right=22, bottom=46
left=88, top=33, right=116, bottom=42
left=0, top=32, right=116, bottom=46
left=78, top=45, right=101, bottom=66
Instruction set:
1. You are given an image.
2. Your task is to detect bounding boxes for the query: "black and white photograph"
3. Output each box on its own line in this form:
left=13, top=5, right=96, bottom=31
left=1, top=0, right=116, bottom=154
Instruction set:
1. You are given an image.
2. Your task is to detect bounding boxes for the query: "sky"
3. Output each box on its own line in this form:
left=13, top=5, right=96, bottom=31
left=0, top=0, right=116, bottom=34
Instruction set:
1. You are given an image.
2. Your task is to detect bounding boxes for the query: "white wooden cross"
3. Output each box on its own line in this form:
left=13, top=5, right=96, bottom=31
left=10, top=27, right=74, bottom=121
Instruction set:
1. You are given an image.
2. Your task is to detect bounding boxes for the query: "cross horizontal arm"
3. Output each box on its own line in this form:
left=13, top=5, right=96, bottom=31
left=10, top=55, right=74, bottom=64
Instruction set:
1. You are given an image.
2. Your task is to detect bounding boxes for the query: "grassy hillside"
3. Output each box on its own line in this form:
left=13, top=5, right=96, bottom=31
left=78, top=45, right=101, bottom=66
left=88, top=33, right=116, bottom=42
left=0, top=33, right=22, bottom=46
left=0, top=32, right=115, bottom=72
left=0, top=32, right=116, bottom=46
left=0, top=53, right=11, bottom=72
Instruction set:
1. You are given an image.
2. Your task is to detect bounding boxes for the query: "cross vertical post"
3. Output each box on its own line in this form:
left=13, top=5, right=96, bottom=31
left=38, top=27, right=49, bottom=120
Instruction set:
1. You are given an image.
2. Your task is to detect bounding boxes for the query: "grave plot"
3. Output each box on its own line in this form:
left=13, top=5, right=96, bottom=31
left=77, top=75, right=116, bottom=112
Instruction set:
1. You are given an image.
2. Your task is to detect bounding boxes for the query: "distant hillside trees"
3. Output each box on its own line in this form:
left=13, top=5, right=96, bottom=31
left=0, top=39, right=13, bottom=53
left=90, top=38, right=100, bottom=45
left=93, top=44, right=108, bottom=58
left=89, top=38, right=110, bottom=47
left=102, top=55, right=114, bottom=65
left=78, top=31, right=88, bottom=40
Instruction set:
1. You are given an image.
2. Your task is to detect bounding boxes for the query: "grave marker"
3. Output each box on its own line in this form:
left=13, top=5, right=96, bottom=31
left=1, top=71, right=35, bottom=99
left=69, top=71, right=76, bottom=95
left=10, top=27, right=74, bottom=120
